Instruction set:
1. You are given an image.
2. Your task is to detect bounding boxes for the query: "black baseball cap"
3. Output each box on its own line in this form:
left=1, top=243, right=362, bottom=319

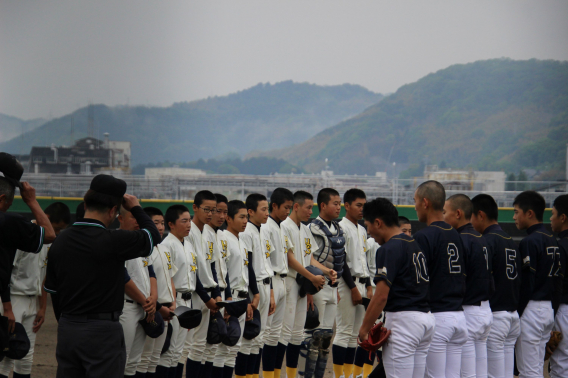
left=207, top=312, right=228, bottom=345
left=139, top=311, right=165, bottom=339
left=361, top=297, right=371, bottom=310
left=305, top=303, right=320, bottom=330
left=243, top=309, right=261, bottom=340
left=161, top=322, right=173, bottom=355
left=4, top=322, right=30, bottom=360
left=174, top=306, right=202, bottom=330
left=222, top=316, right=242, bottom=347
left=296, top=265, right=324, bottom=295
left=216, top=300, right=247, bottom=318
left=89, top=174, right=127, bottom=198
left=0, top=152, right=24, bottom=189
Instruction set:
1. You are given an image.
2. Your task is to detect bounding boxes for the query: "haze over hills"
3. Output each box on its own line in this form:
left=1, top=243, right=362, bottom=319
left=260, top=59, right=568, bottom=178
left=0, top=114, right=46, bottom=146
left=0, top=81, right=382, bottom=165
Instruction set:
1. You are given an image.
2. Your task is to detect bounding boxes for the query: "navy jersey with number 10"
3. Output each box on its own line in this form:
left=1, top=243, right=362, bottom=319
left=414, top=221, right=466, bottom=313
left=374, top=233, right=430, bottom=313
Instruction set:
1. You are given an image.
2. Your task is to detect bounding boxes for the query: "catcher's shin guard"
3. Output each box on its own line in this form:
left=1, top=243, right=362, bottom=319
left=314, top=330, right=333, bottom=378
left=303, top=332, right=319, bottom=378
left=297, top=337, right=310, bottom=377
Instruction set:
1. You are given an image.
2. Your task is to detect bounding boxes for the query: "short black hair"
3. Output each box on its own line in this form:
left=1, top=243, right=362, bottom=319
left=447, top=194, right=473, bottom=219
left=215, top=193, right=228, bottom=205
left=363, top=198, right=399, bottom=227
left=228, top=200, right=247, bottom=219
left=554, top=194, right=568, bottom=218
left=84, top=189, right=122, bottom=213
left=270, top=188, right=294, bottom=212
left=416, top=180, right=445, bottom=212
left=165, top=204, right=190, bottom=229
left=344, top=188, right=366, bottom=205
left=75, top=201, right=86, bottom=219
left=144, top=206, right=164, bottom=218
left=317, top=188, right=340, bottom=211
left=194, top=190, right=217, bottom=208
left=398, top=216, right=411, bottom=225
left=293, top=191, right=313, bottom=205
left=246, top=193, right=267, bottom=212
left=514, top=191, right=546, bottom=222
left=45, top=202, right=71, bottom=225
left=471, top=194, right=499, bottom=221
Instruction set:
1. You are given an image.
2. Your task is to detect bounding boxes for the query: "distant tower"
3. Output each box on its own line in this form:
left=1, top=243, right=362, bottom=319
left=88, top=104, right=94, bottom=138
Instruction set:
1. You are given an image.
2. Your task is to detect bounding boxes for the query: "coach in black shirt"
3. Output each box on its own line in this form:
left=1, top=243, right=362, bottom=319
left=44, top=174, right=160, bottom=378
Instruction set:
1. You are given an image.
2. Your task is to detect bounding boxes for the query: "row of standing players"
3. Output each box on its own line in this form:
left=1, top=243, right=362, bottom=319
left=0, top=171, right=567, bottom=378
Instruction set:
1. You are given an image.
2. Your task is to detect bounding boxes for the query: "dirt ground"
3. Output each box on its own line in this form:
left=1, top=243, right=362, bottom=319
left=24, top=299, right=549, bottom=378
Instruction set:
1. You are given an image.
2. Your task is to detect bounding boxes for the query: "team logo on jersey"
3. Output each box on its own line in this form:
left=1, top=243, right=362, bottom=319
left=190, top=252, right=197, bottom=272
left=304, top=238, right=312, bottom=256
left=221, top=240, right=228, bottom=259
left=284, top=236, right=289, bottom=253
left=143, top=258, right=149, bottom=267
left=265, top=240, right=271, bottom=258
left=207, top=242, right=214, bottom=261
left=164, top=251, right=172, bottom=270
left=244, top=248, right=249, bottom=266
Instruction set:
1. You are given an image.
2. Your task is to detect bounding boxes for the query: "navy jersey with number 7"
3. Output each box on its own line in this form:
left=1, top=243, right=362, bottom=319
left=374, top=233, right=430, bottom=313
left=414, top=221, right=466, bottom=313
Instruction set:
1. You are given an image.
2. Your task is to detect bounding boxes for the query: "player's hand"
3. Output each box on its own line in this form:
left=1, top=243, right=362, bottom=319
left=215, top=296, right=223, bottom=303
left=206, top=298, right=219, bottom=314
left=246, top=303, right=253, bottom=321
left=169, top=302, right=177, bottom=312
left=143, top=298, right=156, bottom=315
left=33, top=308, right=46, bottom=333
left=3, top=307, right=15, bottom=333
left=327, top=269, right=337, bottom=285
left=310, top=275, right=325, bottom=291
left=251, top=294, right=260, bottom=311
left=226, top=297, right=233, bottom=302
left=351, top=287, right=363, bottom=306
left=366, top=287, right=373, bottom=300
left=122, top=194, right=140, bottom=211
left=268, top=290, right=276, bottom=316
left=307, top=294, right=314, bottom=311
left=358, top=329, right=369, bottom=343
left=158, top=306, right=173, bottom=321
left=20, top=182, right=37, bottom=204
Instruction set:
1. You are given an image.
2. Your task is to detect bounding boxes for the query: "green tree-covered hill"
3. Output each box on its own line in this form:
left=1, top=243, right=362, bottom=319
left=0, top=81, right=382, bottom=165
left=264, top=59, right=568, bottom=177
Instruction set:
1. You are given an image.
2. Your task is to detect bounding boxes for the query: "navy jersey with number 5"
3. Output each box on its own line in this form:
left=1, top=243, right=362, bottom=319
left=483, top=224, right=522, bottom=312
left=414, top=221, right=466, bottom=312
left=374, top=233, right=430, bottom=313
left=518, top=223, right=560, bottom=316
left=457, top=223, right=494, bottom=305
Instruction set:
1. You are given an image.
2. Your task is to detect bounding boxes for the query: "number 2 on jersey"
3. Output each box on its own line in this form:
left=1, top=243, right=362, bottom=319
left=412, top=252, right=429, bottom=283
left=447, top=243, right=461, bottom=274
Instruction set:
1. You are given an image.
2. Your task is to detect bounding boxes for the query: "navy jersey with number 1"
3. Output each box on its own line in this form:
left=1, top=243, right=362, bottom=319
left=374, top=233, right=430, bottom=313
left=414, top=221, right=466, bottom=313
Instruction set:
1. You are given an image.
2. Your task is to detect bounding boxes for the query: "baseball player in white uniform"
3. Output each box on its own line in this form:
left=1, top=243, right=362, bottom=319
left=280, top=191, right=330, bottom=378
left=261, top=188, right=294, bottom=378
left=0, top=202, right=70, bottom=378
left=359, top=197, right=435, bottom=378
left=213, top=200, right=259, bottom=378
left=183, top=191, right=223, bottom=378
left=335, top=189, right=371, bottom=378
left=118, top=207, right=160, bottom=377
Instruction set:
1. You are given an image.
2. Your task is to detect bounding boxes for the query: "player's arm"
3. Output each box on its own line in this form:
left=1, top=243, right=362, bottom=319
left=247, top=252, right=260, bottom=310
left=20, top=182, right=56, bottom=244
left=287, top=251, right=325, bottom=290
left=114, top=197, right=160, bottom=260
left=34, top=277, right=48, bottom=333
left=343, top=262, right=362, bottom=305
left=1, top=285, right=15, bottom=333
left=358, top=280, right=390, bottom=341
left=210, top=262, right=222, bottom=301
left=225, top=272, right=232, bottom=301
left=518, top=239, right=538, bottom=316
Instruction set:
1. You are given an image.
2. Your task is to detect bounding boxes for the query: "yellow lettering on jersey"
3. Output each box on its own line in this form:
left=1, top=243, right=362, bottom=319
left=143, top=259, right=149, bottom=267
left=221, top=240, right=228, bottom=259
left=304, top=238, right=312, bottom=256
left=165, top=251, right=172, bottom=270
left=265, top=240, right=271, bottom=259
left=284, top=236, right=289, bottom=253
left=207, top=242, right=214, bottom=261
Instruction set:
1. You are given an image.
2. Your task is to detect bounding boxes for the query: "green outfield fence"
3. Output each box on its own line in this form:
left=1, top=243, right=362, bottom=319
left=9, top=196, right=553, bottom=223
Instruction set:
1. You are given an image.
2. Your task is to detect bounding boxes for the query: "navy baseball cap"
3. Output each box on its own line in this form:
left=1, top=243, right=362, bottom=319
left=305, top=303, right=320, bottom=330
left=207, top=312, right=228, bottom=345
left=139, top=311, right=165, bottom=339
left=89, top=174, right=127, bottom=198
left=4, top=323, right=30, bottom=360
left=0, top=152, right=24, bottom=189
left=216, top=299, right=247, bottom=318
left=161, top=322, right=173, bottom=355
left=361, top=297, right=371, bottom=310
left=296, top=265, right=324, bottom=295
left=243, top=309, right=261, bottom=340
left=222, top=316, right=242, bottom=347
left=174, top=306, right=202, bottom=330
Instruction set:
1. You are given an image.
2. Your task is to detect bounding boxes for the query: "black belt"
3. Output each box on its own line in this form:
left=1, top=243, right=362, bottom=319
left=62, top=312, right=122, bottom=321
left=177, top=292, right=192, bottom=300
left=204, top=287, right=215, bottom=293
left=259, top=278, right=271, bottom=285
left=125, top=299, right=141, bottom=306
left=274, top=272, right=287, bottom=278
left=233, top=290, right=249, bottom=299
left=161, top=302, right=172, bottom=308
left=353, top=277, right=368, bottom=284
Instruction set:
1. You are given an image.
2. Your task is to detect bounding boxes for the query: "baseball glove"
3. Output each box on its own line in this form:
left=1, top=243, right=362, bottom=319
left=545, top=331, right=562, bottom=361
left=358, top=322, right=391, bottom=359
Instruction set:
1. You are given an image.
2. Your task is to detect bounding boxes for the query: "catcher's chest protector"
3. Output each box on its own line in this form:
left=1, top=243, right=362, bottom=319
left=311, top=219, right=346, bottom=277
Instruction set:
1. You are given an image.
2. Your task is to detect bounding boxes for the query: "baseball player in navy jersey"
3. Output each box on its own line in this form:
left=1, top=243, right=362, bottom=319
left=359, top=198, right=435, bottom=378
left=549, top=194, right=568, bottom=378
left=413, top=180, right=468, bottom=378
left=471, top=194, right=522, bottom=378
left=183, top=191, right=223, bottom=378
left=513, top=191, right=560, bottom=378
left=213, top=200, right=260, bottom=378
left=444, top=194, right=494, bottom=378
left=0, top=202, right=69, bottom=378
left=335, top=189, right=372, bottom=378
left=261, top=188, right=294, bottom=378
left=235, top=194, right=274, bottom=378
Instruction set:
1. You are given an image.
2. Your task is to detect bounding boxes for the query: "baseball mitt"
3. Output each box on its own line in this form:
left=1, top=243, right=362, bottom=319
left=545, top=331, right=562, bottom=361
left=358, top=322, right=391, bottom=359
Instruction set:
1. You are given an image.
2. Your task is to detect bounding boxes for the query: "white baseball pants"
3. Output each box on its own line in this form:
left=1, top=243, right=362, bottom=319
left=280, top=276, right=308, bottom=346
left=213, top=309, right=247, bottom=368
left=550, top=303, right=568, bottom=378
left=382, top=310, right=435, bottom=378
left=137, top=321, right=169, bottom=374
left=425, top=311, right=468, bottom=378
left=334, top=280, right=367, bottom=348
left=515, top=300, right=554, bottom=378
left=239, top=281, right=270, bottom=355
left=461, top=302, right=493, bottom=378
left=181, top=292, right=211, bottom=363
left=202, top=291, right=225, bottom=364
left=486, top=310, right=520, bottom=378
left=312, top=284, right=337, bottom=330
left=0, top=295, right=39, bottom=375
left=264, top=275, right=287, bottom=347
left=119, top=301, right=147, bottom=376
left=159, top=296, right=190, bottom=369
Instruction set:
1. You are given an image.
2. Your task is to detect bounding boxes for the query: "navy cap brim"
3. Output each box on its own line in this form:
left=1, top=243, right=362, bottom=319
left=217, top=299, right=248, bottom=317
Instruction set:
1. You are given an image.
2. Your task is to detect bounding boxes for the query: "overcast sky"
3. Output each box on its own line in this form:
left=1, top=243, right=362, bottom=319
left=2, top=1, right=567, bottom=120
